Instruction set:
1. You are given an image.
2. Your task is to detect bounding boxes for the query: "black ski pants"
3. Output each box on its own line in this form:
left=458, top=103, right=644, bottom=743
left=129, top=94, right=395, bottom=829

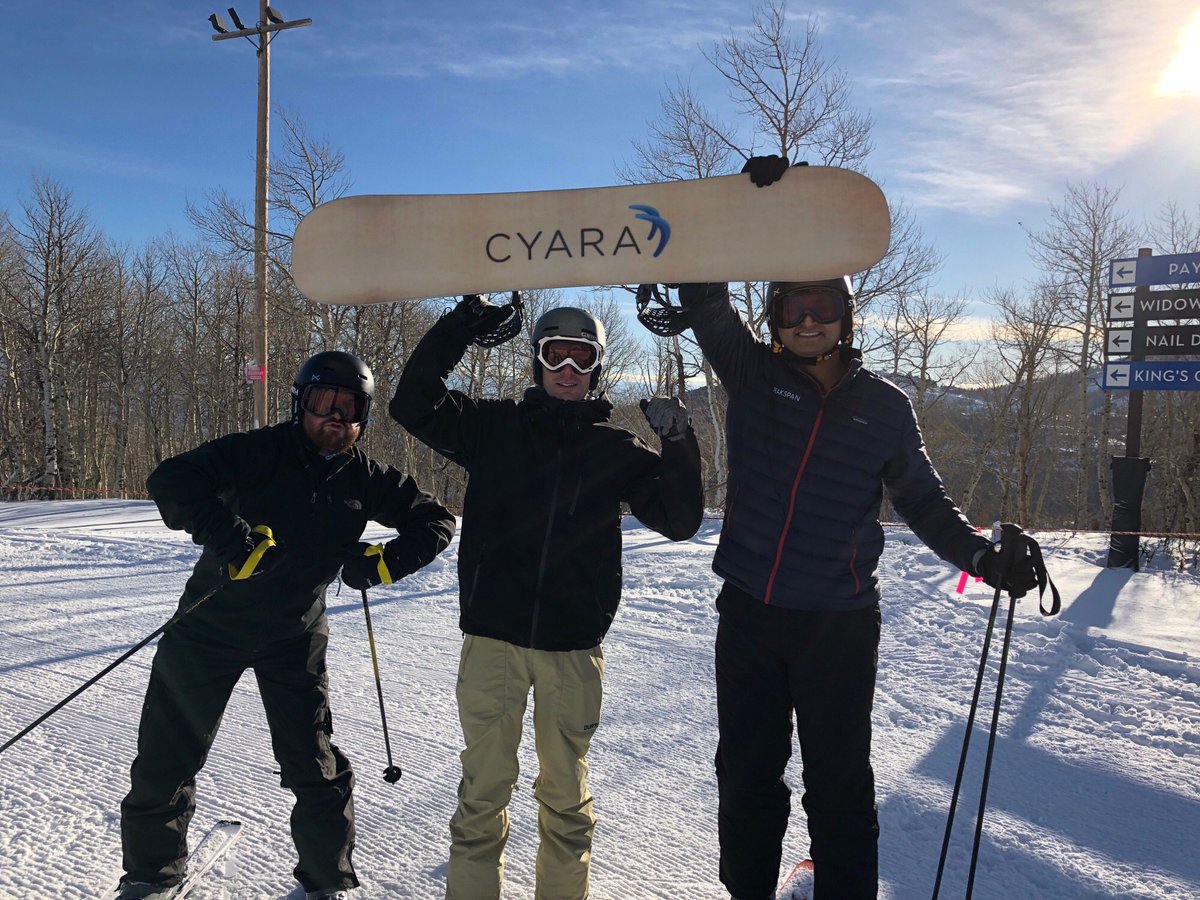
left=120, top=621, right=358, bottom=893
left=714, top=583, right=881, bottom=900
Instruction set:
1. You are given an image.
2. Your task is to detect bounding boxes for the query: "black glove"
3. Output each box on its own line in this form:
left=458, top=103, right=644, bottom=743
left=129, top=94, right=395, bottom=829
left=208, top=517, right=252, bottom=565
left=975, top=531, right=1040, bottom=599
left=449, top=294, right=514, bottom=337
left=640, top=396, right=690, bottom=442
left=741, top=154, right=790, bottom=187
left=341, top=538, right=421, bottom=590
left=227, top=525, right=282, bottom=581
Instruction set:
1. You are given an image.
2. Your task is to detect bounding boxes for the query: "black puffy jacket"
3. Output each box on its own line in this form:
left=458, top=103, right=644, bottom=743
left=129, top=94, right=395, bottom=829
left=390, top=314, right=704, bottom=651
left=146, top=422, right=456, bottom=647
left=679, top=282, right=991, bottom=611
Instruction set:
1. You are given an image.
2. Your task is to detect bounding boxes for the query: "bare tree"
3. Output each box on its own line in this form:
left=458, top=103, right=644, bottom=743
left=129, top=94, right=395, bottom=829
left=1025, top=181, right=1137, bottom=527
left=618, top=79, right=735, bottom=184
left=704, top=4, right=873, bottom=166
left=980, top=285, right=1074, bottom=523
left=0, top=178, right=103, bottom=490
left=871, top=290, right=978, bottom=419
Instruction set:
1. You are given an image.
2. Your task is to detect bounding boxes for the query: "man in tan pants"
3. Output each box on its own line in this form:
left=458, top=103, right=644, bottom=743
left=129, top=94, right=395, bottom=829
left=455, top=635, right=604, bottom=897
left=392, top=299, right=704, bottom=898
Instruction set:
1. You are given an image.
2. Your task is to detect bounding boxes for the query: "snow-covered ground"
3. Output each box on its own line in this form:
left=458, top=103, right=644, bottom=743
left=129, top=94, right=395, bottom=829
left=0, top=500, right=1197, bottom=899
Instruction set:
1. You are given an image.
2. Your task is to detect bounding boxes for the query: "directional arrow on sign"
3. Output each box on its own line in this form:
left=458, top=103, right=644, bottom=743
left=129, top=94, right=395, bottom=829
left=1106, top=329, right=1132, bottom=354
left=1109, top=259, right=1137, bottom=287
left=1104, top=363, right=1130, bottom=388
left=1108, top=294, right=1134, bottom=319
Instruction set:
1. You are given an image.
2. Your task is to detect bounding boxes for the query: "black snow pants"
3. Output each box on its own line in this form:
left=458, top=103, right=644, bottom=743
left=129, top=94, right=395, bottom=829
left=119, top=620, right=358, bottom=893
left=714, top=583, right=881, bottom=900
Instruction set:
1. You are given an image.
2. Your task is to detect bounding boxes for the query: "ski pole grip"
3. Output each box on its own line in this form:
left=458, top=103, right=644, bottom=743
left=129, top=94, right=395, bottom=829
left=996, top=523, right=1024, bottom=571
left=228, top=524, right=277, bottom=580
left=364, top=543, right=394, bottom=585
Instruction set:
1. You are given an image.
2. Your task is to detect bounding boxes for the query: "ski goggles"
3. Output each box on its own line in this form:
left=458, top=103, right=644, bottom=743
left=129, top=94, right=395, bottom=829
left=535, top=336, right=603, bottom=374
left=770, top=286, right=849, bottom=328
left=299, top=383, right=371, bottom=424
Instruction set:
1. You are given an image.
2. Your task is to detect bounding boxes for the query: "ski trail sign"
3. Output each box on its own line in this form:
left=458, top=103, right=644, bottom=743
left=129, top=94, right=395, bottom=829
left=292, top=167, right=890, bottom=305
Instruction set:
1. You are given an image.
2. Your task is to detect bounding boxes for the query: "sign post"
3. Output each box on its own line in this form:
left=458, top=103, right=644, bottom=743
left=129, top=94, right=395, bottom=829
left=1105, top=249, right=1154, bottom=569
left=1103, top=248, right=1200, bottom=568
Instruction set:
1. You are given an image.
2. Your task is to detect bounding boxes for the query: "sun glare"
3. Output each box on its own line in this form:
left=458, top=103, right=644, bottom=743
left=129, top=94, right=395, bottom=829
left=1157, top=10, right=1200, bottom=96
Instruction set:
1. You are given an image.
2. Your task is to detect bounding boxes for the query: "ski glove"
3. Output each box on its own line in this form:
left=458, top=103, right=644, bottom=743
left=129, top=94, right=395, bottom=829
left=742, top=154, right=790, bottom=187
left=450, top=294, right=514, bottom=337
left=227, top=525, right=282, bottom=581
left=341, top=538, right=421, bottom=590
left=641, top=396, right=691, bottom=442
left=975, top=536, right=1040, bottom=599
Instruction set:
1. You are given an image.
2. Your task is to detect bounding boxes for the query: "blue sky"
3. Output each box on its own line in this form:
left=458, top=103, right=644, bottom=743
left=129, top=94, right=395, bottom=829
left=1, top=0, right=1198, bottom=318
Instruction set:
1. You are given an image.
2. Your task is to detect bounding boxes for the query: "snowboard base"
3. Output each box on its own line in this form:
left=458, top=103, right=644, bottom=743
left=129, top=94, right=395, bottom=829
left=293, top=168, right=890, bottom=305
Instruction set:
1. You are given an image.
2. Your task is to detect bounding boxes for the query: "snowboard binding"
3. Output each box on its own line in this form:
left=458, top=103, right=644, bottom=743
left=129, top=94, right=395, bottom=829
left=634, top=283, right=690, bottom=337
left=472, top=291, right=526, bottom=347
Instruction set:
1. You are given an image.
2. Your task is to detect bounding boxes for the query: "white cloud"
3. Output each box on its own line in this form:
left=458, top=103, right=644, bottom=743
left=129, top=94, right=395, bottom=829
left=849, top=0, right=1198, bottom=215
left=318, top=1, right=749, bottom=81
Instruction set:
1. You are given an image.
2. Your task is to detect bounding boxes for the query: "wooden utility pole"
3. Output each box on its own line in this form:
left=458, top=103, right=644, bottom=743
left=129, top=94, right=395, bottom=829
left=253, top=0, right=270, bottom=428
left=210, top=3, right=312, bottom=428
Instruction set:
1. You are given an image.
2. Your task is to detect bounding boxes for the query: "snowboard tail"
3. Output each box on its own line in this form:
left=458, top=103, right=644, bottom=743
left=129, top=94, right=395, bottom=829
left=292, top=168, right=890, bottom=305
left=776, top=859, right=815, bottom=900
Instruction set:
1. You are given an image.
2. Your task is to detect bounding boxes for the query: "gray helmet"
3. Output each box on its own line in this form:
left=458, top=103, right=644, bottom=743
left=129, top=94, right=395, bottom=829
left=530, top=306, right=607, bottom=391
left=767, top=276, right=856, bottom=348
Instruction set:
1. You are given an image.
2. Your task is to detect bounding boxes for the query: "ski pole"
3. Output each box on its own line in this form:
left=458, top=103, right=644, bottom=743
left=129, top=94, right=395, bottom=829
left=932, top=524, right=1059, bottom=898
left=931, top=563, right=1005, bottom=899
left=0, top=577, right=228, bottom=756
left=965, top=575, right=1020, bottom=898
left=360, top=587, right=402, bottom=783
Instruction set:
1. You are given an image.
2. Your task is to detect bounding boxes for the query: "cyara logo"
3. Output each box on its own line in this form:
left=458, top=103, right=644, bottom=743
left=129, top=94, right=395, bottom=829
left=628, top=205, right=671, bottom=257
left=484, top=205, right=672, bottom=263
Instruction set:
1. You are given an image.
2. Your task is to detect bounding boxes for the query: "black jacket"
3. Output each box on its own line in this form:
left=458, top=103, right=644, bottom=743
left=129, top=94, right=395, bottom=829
left=679, top=282, right=991, bottom=611
left=146, top=422, right=456, bottom=648
left=390, top=314, right=704, bottom=651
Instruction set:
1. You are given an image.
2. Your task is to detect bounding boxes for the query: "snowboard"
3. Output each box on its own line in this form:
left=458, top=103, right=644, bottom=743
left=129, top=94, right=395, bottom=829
left=291, top=167, right=890, bottom=305
left=102, top=819, right=244, bottom=899
left=776, top=859, right=815, bottom=900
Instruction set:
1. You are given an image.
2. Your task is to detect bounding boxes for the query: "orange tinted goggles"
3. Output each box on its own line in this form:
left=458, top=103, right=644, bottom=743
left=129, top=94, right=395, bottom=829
left=771, top=287, right=848, bottom=328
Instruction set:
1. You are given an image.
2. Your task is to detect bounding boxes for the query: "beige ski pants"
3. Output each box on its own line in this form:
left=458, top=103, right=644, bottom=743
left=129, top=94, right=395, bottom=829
left=445, top=634, right=605, bottom=900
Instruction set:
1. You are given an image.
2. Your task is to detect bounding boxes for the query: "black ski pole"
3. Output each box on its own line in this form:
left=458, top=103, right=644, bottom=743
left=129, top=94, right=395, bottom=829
left=360, top=587, right=402, bottom=783
left=965, top=574, right=1020, bottom=898
left=931, top=566, right=1005, bottom=899
left=933, top=522, right=1056, bottom=899
left=0, top=577, right=227, bottom=756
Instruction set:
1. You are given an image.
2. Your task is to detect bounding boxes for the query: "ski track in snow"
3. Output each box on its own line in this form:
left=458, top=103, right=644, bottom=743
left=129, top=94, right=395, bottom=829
left=0, top=502, right=1198, bottom=899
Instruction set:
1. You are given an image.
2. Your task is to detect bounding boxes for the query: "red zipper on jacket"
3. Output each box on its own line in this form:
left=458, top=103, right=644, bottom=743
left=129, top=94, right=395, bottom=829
left=763, top=405, right=825, bottom=604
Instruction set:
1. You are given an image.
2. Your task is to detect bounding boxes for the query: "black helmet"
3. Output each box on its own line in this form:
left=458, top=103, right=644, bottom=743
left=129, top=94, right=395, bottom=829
left=531, top=307, right=607, bottom=391
left=767, top=276, right=856, bottom=354
left=291, top=350, right=375, bottom=428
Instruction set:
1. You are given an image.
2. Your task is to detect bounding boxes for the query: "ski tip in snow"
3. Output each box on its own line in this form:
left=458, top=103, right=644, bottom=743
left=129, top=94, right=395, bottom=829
left=100, top=819, right=245, bottom=899
left=776, top=859, right=815, bottom=900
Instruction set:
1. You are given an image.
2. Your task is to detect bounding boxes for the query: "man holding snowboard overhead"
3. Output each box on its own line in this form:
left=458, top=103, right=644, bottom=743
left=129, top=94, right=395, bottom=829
left=391, top=296, right=705, bottom=900
left=675, top=151, right=1041, bottom=900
